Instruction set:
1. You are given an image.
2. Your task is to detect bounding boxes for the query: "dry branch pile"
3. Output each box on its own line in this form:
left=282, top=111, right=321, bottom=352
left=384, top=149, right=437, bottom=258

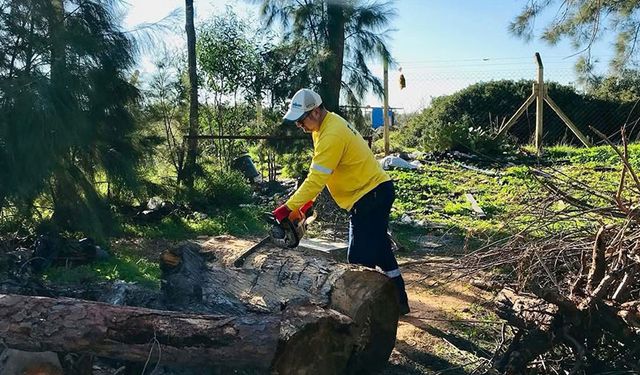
left=457, top=137, right=640, bottom=373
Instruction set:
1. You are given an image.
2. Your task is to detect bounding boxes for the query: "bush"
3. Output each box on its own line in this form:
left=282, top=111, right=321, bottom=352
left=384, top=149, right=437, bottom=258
left=280, top=150, right=312, bottom=181
left=188, top=169, right=252, bottom=211
left=400, top=79, right=640, bottom=153
left=414, top=114, right=514, bottom=155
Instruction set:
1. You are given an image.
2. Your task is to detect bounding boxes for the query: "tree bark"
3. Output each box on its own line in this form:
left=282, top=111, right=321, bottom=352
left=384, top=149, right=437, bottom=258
left=184, top=0, right=199, bottom=189
left=0, top=294, right=354, bottom=372
left=320, top=1, right=345, bottom=114
left=162, top=236, right=399, bottom=373
left=48, top=0, right=65, bottom=84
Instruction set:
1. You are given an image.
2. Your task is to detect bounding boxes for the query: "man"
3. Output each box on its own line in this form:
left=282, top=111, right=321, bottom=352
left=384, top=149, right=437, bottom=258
left=273, top=88, right=410, bottom=315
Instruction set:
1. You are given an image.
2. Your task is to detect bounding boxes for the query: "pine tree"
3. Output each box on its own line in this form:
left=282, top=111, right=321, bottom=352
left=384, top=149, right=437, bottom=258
left=511, top=0, right=640, bottom=73
left=0, top=0, right=146, bottom=239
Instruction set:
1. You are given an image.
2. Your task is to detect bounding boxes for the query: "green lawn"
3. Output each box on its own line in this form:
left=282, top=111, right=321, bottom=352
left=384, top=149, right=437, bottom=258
left=388, top=143, right=638, bottom=250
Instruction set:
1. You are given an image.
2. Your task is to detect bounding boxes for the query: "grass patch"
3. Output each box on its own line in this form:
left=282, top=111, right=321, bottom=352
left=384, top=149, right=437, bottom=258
left=121, top=206, right=266, bottom=240
left=41, top=207, right=267, bottom=286
left=43, top=248, right=161, bottom=288
left=388, top=144, right=636, bottom=251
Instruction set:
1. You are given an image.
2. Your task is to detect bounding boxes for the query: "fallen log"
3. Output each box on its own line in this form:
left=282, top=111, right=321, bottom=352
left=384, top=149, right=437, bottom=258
left=0, top=293, right=354, bottom=372
left=0, top=236, right=399, bottom=373
left=161, top=236, right=400, bottom=373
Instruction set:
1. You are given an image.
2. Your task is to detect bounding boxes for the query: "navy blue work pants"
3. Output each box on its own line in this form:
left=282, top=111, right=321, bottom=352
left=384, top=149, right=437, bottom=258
left=348, top=180, right=408, bottom=305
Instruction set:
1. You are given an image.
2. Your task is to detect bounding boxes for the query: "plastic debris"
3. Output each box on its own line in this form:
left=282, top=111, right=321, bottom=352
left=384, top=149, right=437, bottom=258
left=379, top=155, right=418, bottom=170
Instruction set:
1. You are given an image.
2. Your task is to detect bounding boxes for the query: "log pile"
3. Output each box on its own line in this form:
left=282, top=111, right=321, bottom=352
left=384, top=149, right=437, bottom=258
left=0, top=236, right=400, bottom=374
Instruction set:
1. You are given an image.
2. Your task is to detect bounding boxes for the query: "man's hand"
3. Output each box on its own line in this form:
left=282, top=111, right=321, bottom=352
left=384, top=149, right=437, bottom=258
left=273, top=204, right=292, bottom=222
left=288, top=201, right=313, bottom=223
left=274, top=201, right=313, bottom=223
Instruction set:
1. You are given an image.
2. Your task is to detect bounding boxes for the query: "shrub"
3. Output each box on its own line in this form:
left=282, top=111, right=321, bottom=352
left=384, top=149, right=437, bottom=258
left=280, top=150, right=312, bottom=181
left=416, top=114, right=514, bottom=155
left=188, top=169, right=252, bottom=211
left=400, top=79, right=640, bottom=153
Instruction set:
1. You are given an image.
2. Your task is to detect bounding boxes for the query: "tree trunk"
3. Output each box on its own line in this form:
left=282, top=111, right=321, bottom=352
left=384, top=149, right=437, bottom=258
left=161, top=237, right=399, bottom=373
left=184, top=0, right=199, bottom=189
left=48, top=0, right=65, bottom=84
left=320, top=1, right=345, bottom=114
left=48, top=0, right=71, bottom=227
left=0, top=293, right=355, bottom=372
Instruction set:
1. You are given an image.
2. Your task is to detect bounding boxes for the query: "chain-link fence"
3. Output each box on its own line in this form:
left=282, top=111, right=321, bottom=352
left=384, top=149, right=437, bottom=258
left=370, top=55, right=640, bottom=145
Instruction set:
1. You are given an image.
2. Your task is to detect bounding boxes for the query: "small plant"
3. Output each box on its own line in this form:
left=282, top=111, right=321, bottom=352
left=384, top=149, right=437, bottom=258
left=280, top=151, right=313, bottom=181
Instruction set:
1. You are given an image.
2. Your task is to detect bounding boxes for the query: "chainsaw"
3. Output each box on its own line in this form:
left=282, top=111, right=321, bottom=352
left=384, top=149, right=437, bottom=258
left=268, top=205, right=315, bottom=248
left=233, top=204, right=315, bottom=267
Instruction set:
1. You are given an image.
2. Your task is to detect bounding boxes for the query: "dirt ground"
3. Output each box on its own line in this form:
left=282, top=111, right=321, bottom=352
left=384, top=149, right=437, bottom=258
left=383, top=255, right=500, bottom=375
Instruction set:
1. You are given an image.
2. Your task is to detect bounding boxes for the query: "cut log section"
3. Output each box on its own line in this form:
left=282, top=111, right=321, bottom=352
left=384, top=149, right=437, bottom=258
left=162, top=235, right=400, bottom=373
left=0, top=236, right=399, bottom=373
left=0, top=293, right=354, bottom=372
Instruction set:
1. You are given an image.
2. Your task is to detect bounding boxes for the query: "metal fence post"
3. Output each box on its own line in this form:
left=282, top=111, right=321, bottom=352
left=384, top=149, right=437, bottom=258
left=383, top=57, right=390, bottom=156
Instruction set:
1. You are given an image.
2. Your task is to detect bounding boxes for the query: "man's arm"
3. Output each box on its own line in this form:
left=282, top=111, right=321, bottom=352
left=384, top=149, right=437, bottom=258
left=285, top=134, right=345, bottom=210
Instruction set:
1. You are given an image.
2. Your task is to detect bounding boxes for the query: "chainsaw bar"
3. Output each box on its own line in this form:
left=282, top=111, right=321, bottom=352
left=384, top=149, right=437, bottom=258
left=233, top=236, right=271, bottom=268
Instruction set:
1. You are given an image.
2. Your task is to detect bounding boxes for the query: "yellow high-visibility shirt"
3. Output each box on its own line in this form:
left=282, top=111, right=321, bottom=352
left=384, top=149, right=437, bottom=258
left=286, top=112, right=390, bottom=211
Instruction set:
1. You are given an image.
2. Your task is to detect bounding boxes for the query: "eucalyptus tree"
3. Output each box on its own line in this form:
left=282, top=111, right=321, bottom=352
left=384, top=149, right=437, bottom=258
left=0, top=0, right=146, bottom=239
left=511, top=1, right=640, bottom=75
left=254, top=0, right=397, bottom=111
left=196, top=9, right=260, bottom=166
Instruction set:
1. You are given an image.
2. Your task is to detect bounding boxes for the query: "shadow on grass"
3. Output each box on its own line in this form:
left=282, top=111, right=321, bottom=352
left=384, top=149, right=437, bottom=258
left=43, top=253, right=160, bottom=288
left=383, top=338, right=467, bottom=375
left=403, top=315, right=492, bottom=359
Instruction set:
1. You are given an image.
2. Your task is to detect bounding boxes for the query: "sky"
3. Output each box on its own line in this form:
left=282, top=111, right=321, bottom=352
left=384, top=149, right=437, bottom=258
left=123, top=0, right=616, bottom=113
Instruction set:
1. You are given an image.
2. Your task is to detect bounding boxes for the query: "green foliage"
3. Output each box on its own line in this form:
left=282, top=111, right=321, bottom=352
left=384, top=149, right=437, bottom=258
left=197, top=9, right=259, bottom=98
left=196, top=11, right=313, bottom=171
left=387, top=142, right=640, bottom=244
left=280, top=151, right=313, bottom=180
left=256, top=0, right=397, bottom=108
left=122, top=207, right=265, bottom=240
left=546, top=143, right=640, bottom=167
left=510, top=1, right=640, bottom=73
left=588, top=69, right=640, bottom=103
left=143, top=51, right=190, bottom=188
left=186, top=169, right=253, bottom=211
left=43, top=250, right=160, bottom=287
left=372, top=130, right=410, bottom=155
left=0, top=0, right=151, bottom=241
left=400, top=79, right=640, bottom=153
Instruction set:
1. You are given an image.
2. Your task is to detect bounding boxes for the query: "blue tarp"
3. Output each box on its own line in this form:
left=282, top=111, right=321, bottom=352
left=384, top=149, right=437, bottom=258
left=371, top=107, right=394, bottom=129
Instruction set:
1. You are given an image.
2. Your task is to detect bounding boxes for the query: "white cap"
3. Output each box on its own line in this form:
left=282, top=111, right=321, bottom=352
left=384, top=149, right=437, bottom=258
left=283, top=88, right=322, bottom=121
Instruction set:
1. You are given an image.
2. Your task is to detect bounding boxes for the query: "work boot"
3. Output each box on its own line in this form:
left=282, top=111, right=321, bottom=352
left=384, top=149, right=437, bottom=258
left=391, top=275, right=410, bottom=315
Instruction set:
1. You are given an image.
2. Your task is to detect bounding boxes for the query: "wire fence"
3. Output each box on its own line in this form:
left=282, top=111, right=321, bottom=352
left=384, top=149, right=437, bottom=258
left=371, top=55, right=640, bottom=144
left=389, top=56, right=581, bottom=113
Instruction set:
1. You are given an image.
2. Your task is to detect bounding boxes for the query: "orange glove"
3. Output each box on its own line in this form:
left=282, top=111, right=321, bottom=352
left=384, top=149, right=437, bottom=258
left=288, top=201, right=313, bottom=223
